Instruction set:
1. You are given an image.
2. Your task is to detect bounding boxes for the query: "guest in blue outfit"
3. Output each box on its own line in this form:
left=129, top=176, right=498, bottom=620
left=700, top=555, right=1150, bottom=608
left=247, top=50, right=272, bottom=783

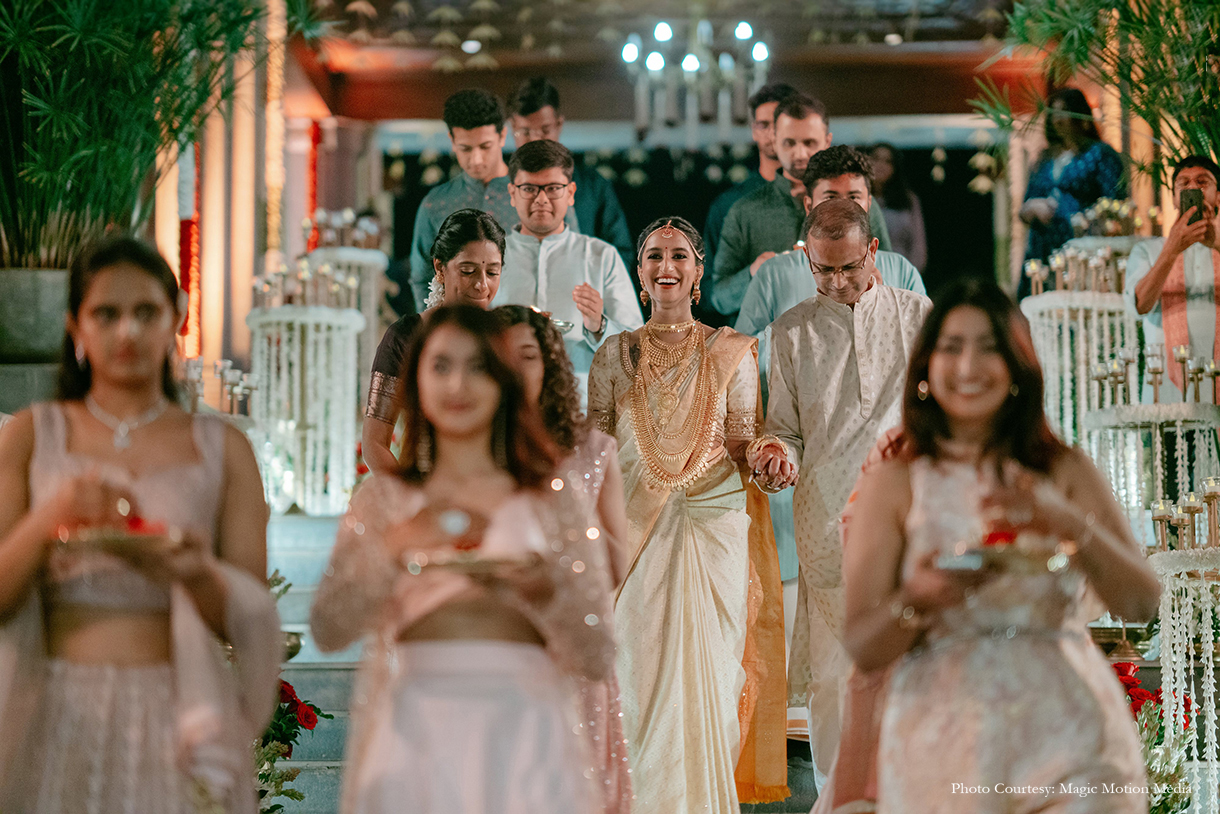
left=1018, top=87, right=1125, bottom=298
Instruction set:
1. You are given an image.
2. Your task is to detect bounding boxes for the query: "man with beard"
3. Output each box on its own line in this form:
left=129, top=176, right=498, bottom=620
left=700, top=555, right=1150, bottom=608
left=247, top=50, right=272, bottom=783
left=712, top=96, right=891, bottom=321
left=747, top=199, right=928, bottom=792
left=701, top=83, right=800, bottom=319
left=494, top=139, right=643, bottom=402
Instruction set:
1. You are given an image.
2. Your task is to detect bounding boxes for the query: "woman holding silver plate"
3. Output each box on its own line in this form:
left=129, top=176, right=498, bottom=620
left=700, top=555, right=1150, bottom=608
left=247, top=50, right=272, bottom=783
left=842, top=280, right=1161, bottom=813
left=311, top=304, right=617, bottom=814
left=0, top=236, right=280, bottom=813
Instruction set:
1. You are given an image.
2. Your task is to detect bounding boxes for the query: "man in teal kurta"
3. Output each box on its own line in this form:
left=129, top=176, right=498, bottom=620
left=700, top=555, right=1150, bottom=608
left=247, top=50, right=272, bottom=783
left=712, top=96, right=891, bottom=319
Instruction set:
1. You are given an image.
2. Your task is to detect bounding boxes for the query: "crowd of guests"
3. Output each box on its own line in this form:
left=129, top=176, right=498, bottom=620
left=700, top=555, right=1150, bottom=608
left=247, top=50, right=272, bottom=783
left=0, top=73, right=1217, bottom=814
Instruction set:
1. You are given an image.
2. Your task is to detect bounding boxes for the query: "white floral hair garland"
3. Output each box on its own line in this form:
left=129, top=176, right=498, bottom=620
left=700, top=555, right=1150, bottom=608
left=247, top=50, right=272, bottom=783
left=425, top=273, right=444, bottom=309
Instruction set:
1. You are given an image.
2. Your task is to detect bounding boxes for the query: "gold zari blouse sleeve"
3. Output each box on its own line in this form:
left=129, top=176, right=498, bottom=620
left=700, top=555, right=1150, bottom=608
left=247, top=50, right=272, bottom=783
left=724, top=348, right=761, bottom=442
left=587, top=337, right=620, bottom=436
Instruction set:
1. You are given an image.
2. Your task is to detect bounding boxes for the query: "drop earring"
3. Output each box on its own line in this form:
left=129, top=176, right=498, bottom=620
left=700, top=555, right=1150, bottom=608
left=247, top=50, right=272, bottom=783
left=639, top=289, right=650, bottom=307
left=691, top=276, right=702, bottom=305
left=917, top=380, right=930, bottom=401
left=493, top=411, right=509, bottom=468
left=416, top=427, right=432, bottom=474
left=1010, top=383, right=1020, bottom=397
left=75, top=342, right=86, bottom=367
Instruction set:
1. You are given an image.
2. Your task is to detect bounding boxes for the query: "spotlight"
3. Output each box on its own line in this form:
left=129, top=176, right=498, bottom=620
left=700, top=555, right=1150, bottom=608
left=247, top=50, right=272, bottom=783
left=461, top=39, right=481, bottom=54
left=751, top=41, right=769, bottom=62
left=654, top=22, right=672, bottom=42
left=681, top=53, right=700, bottom=72
left=645, top=51, right=665, bottom=71
left=622, top=42, right=639, bottom=63
left=734, top=21, right=753, bottom=40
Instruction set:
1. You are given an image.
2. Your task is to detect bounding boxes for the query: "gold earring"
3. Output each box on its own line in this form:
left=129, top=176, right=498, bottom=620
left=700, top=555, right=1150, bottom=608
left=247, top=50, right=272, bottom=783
left=640, top=289, right=650, bottom=307
left=692, top=276, right=702, bottom=305
left=917, top=380, right=929, bottom=401
left=1010, top=383, right=1019, bottom=397
left=416, top=428, right=432, bottom=474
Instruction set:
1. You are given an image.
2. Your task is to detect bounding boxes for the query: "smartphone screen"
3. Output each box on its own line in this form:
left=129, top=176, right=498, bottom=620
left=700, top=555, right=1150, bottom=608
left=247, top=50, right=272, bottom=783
left=1181, top=188, right=1205, bottom=224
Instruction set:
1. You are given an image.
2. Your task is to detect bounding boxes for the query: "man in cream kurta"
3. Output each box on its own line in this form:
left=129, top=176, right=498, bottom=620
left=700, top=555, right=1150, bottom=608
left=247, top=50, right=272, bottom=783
left=1124, top=155, right=1220, bottom=403
left=749, top=199, right=930, bottom=785
left=493, top=139, right=643, bottom=404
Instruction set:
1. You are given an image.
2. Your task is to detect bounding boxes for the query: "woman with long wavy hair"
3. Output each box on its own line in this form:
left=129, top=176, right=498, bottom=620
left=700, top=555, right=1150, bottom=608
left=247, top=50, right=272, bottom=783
left=587, top=217, right=788, bottom=814
left=312, top=305, right=617, bottom=814
left=497, top=303, right=632, bottom=812
left=0, top=236, right=280, bottom=813
left=843, top=281, right=1159, bottom=812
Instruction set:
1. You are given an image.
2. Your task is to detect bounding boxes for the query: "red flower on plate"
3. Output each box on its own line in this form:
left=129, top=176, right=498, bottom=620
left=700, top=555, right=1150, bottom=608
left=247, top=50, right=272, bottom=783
left=982, top=526, right=1017, bottom=547
left=125, top=515, right=168, bottom=536
left=1117, top=675, right=1141, bottom=691
left=296, top=703, right=319, bottom=730
left=1112, top=662, right=1139, bottom=678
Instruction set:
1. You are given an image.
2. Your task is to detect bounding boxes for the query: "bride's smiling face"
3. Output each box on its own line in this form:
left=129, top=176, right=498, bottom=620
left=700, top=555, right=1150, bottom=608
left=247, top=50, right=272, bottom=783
left=639, top=232, right=700, bottom=308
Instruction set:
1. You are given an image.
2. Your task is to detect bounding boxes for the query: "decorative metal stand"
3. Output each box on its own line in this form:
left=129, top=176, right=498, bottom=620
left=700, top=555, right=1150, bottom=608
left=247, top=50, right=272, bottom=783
left=246, top=305, right=366, bottom=516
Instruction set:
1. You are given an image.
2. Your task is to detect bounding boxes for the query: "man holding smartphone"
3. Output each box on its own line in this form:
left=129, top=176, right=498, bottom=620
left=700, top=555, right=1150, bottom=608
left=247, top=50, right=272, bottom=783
left=1125, top=155, right=1220, bottom=402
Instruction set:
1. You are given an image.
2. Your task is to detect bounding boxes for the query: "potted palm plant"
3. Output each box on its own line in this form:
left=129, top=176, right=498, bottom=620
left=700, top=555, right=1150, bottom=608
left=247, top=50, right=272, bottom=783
left=0, top=0, right=263, bottom=368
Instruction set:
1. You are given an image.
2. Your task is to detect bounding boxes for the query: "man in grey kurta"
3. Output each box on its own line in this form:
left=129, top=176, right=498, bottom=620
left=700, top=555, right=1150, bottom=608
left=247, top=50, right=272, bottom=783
left=407, top=89, right=576, bottom=309
left=493, top=140, right=643, bottom=405
left=748, top=199, right=930, bottom=785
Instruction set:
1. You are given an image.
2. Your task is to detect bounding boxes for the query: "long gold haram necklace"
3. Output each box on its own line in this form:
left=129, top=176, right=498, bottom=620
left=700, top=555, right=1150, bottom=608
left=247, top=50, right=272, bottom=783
left=627, top=322, right=719, bottom=491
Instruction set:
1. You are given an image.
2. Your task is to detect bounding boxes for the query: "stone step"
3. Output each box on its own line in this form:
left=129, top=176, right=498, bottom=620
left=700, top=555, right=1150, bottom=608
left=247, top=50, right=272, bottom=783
left=273, top=760, right=343, bottom=814
left=290, top=712, right=349, bottom=762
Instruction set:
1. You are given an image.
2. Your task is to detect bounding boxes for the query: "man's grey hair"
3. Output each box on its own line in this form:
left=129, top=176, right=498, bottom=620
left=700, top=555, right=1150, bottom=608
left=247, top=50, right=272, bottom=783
left=802, top=197, right=872, bottom=246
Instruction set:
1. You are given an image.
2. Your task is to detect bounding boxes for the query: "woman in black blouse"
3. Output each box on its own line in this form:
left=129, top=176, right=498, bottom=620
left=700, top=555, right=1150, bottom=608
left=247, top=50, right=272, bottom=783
left=362, top=208, right=506, bottom=473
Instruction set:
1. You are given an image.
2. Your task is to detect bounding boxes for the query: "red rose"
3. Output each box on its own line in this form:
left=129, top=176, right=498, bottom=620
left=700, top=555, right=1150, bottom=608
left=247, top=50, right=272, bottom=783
left=1117, top=675, right=1141, bottom=691
left=279, top=680, right=300, bottom=705
left=1112, top=662, right=1139, bottom=678
left=296, top=703, right=319, bottom=730
left=1129, top=687, right=1155, bottom=716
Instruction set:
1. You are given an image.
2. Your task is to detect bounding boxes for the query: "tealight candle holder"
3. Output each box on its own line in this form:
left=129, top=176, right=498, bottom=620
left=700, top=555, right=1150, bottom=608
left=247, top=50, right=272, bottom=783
left=1091, top=363, right=1110, bottom=406
left=1172, top=507, right=1193, bottom=551
left=1188, top=357, right=1207, bottom=403
left=1151, top=499, right=1175, bottom=552
left=1107, top=358, right=1127, bottom=406
left=1204, top=477, right=1220, bottom=548
left=1206, top=358, right=1219, bottom=404
left=1145, top=344, right=1165, bottom=403
left=1173, top=345, right=1191, bottom=399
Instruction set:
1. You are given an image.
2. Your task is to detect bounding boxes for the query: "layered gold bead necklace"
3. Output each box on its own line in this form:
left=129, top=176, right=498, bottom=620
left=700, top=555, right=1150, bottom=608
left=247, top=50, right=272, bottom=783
left=625, top=320, right=719, bottom=492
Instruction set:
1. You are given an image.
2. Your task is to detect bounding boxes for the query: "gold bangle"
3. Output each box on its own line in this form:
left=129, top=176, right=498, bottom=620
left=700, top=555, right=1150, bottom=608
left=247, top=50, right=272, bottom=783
left=746, top=434, right=786, bottom=461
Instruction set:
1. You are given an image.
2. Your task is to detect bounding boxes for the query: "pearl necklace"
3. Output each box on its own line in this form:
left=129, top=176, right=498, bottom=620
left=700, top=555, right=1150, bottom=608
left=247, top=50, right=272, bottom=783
left=85, top=394, right=169, bottom=450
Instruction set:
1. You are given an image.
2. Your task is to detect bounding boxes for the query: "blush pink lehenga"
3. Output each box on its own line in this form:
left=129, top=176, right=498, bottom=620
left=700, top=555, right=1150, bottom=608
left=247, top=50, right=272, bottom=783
left=876, top=458, right=1146, bottom=814
left=563, top=429, right=633, bottom=814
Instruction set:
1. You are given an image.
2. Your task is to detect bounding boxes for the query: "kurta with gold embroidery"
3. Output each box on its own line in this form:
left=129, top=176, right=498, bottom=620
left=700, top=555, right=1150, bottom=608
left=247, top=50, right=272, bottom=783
left=764, top=283, right=930, bottom=780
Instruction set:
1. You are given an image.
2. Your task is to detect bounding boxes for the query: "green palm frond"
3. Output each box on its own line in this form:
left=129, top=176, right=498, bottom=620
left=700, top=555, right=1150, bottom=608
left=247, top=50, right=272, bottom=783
left=976, top=0, right=1220, bottom=182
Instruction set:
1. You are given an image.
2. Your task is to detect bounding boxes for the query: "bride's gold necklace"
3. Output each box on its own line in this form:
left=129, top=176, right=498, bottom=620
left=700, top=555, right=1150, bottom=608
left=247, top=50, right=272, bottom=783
left=625, top=321, right=719, bottom=491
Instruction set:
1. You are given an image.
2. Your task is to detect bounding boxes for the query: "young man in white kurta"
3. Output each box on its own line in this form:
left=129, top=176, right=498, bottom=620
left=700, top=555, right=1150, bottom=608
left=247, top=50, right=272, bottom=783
left=493, top=140, right=643, bottom=404
left=1124, top=156, right=1220, bottom=403
left=750, top=199, right=930, bottom=785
